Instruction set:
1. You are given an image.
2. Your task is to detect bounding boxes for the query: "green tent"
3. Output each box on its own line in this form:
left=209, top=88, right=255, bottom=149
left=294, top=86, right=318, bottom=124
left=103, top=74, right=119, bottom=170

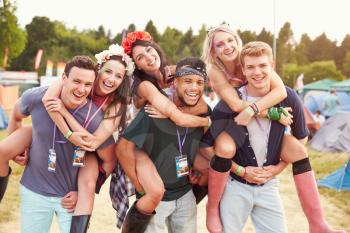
left=331, top=79, right=350, bottom=92
left=302, top=79, right=337, bottom=93
left=302, top=79, right=350, bottom=96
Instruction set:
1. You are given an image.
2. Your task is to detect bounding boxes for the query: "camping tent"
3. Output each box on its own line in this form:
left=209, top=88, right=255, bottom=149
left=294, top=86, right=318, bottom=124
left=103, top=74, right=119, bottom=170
left=303, top=106, right=319, bottom=136
left=318, top=161, right=350, bottom=191
left=302, top=79, right=350, bottom=113
left=304, top=92, right=350, bottom=113
left=310, top=113, right=350, bottom=152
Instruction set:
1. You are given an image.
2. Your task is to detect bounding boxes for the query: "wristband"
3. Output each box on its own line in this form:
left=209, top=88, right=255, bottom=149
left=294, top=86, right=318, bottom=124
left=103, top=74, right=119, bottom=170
left=267, top=107, right=281, bottom=121
left=235, top=165, right=244, bottom=176
left=64, top=130, right=73, bottom=139
left=250, top=103, right=260, bottom=116
left=244, top=106, right=255, bottom=117
left=138, top=191, right=145, bottom=196
left=207, top=117, right=212, bottom=128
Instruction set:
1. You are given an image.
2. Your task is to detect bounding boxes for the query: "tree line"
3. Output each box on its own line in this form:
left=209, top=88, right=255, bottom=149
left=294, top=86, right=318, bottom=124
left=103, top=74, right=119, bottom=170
left=1, top=0, right=350, bottom=87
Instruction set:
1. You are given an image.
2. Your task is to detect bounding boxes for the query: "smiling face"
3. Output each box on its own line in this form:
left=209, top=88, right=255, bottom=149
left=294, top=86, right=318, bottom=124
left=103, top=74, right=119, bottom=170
left=132, top=45, right=161, bottom=73
left=242, top=55, right=273, bottom=96
left=212, top=31, right=239, bottom=63
left=95, top=59, right=126, bottom=96
left=174, top=74, right=205, bottom=107
left=61, top=67, right=95, bottom=109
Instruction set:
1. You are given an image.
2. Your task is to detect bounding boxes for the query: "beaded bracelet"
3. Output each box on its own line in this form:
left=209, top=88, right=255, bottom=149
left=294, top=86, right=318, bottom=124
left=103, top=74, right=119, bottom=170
left=249, top=103, right=259, bottom=116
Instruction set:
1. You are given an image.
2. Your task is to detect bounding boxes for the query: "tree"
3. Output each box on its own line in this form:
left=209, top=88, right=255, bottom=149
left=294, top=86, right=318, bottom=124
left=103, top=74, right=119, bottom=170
left=127, top=24, right=136, bottom=32
left=237, top=30, right=257, bottom=44
left=282, top=61, right=345, bottom=88
left=159, top=27, right=183, bottom=63
left=177, top=27, right=194, bottom=56
left=294, top=33, right=312, bottom=65
left=276, top=22, right=294, bottom=73
left=342, top=51, right=350, bottom=78
left=308, top=33, right=336, bottom=62
left=335, top=34, right=350, bottom=73
left=190, top=24, right=207, bottom=57
left=257, top=28, right=273, bottom=47
left=145, top=20, right=160, bottom=42
left=11, top=16, right=57, bottom=72
left=0, top=0, right=27, bottom=68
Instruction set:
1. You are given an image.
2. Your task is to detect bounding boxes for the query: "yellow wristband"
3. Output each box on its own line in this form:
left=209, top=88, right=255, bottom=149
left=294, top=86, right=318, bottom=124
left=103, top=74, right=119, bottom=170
left=207, top=117, right=212, bottom=128
left=235, top=165, right=244, bottom=176
left=244, top=106, right=255, bottom=117
left=64, top=130, right=73, bottom=139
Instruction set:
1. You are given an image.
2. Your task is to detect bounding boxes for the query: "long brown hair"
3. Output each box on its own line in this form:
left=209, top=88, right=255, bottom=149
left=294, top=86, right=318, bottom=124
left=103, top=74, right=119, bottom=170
left=131, top=40, right=169, bottom=92
left=98, top=55, right=131, bottom=133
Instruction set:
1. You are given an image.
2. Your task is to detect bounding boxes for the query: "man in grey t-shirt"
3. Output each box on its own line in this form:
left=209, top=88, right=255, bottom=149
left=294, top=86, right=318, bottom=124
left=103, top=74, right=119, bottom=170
left=6, top=56, right=114, bottom=233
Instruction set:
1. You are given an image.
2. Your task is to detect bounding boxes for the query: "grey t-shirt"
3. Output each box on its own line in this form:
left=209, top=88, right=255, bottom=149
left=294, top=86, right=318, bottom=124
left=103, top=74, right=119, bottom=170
left=20, top=86, right=114, bottom=197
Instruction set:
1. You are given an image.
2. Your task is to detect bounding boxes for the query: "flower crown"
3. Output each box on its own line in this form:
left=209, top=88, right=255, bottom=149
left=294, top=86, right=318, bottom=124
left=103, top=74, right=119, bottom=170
left=122, top=31, right=153, bottom=55
left=95, top=44, right=135, bottom=76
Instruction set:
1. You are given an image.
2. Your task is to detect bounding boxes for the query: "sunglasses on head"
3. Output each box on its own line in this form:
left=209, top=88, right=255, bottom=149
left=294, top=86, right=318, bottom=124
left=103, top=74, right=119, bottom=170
left=206, top=22, right=231, bottom=35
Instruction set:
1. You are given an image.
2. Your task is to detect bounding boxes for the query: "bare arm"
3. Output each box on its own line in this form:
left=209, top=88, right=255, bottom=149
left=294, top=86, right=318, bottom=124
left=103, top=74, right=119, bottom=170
left=209, top=67, right=247, bottom=112
left=115, top=138, right=143, bottom=192
left=42, top=79, right=73, bottom=137
left=254, top=71, right=287, bottom=112
left=7, top=101, right=26, bottom=134
left=88, top=104, right=122, bottom=149
left=137, top=81, right=209, bottom=127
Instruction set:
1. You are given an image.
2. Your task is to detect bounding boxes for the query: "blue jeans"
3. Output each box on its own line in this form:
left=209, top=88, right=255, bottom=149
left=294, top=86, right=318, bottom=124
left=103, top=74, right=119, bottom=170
left=145, top=189, right=197, bottom=233
left=220, top=178, right=287, bottom=233
left=20, top=185, right=72, bottom=233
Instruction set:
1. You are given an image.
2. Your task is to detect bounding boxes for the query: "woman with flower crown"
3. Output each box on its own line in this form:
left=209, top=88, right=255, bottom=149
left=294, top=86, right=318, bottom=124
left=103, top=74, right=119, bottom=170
left=116, top=31, right=212, bottom=233
left=0, top=44, right=133, bottom=233
left=200, top=24, right=345, bottom=233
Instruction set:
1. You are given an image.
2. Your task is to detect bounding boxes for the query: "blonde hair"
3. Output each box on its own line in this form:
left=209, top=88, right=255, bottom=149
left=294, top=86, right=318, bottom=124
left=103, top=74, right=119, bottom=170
left=201, top=24, right=242, bottom=74
left=240, top=41, right=273, bottom=67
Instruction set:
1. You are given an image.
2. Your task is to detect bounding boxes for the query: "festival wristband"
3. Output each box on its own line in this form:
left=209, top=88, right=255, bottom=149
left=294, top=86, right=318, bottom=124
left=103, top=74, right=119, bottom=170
left=267, top=107, right=281, bottom=121
left=244, top=106, right=255, bottom=117
left=207, top=117, right=212, bottom=128
left=138, top=191, right=145, bottom=196
left=268, top=107, right=288, bottom=121
left=235, top=165, right=244, bottom=176
left=250, top=103, right=260, bottom=116
left=64, top=130, right=73, bottom=140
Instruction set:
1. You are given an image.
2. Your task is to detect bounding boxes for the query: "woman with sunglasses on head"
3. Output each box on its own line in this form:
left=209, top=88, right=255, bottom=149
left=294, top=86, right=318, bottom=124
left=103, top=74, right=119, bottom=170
left=199, top=24, right=344, bottom=233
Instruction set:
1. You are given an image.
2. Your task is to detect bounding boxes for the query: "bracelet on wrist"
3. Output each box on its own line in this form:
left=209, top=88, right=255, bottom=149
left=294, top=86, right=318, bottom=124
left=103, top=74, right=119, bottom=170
left=207, top=117, right=212, bottom=128
left=268, top=107, right=288, bottom=121
left=235, top=165, right=244, bottom=176
left=267, top=107, right=281, bottom=121
left=244, top=106, right=255, bottom=117
left=64, top=130, right=73, bottom=139
left=249, top=103, right=259, bottom=116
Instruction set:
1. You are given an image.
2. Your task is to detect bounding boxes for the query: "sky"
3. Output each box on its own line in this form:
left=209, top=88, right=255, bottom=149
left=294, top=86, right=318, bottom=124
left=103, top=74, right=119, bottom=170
left=15, top=0, right=350, bottom=43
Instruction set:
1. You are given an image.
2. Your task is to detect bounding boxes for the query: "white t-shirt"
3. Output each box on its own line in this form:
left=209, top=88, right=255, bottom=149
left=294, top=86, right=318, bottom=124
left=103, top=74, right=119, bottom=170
left=240, top=87, right=271, bottom=166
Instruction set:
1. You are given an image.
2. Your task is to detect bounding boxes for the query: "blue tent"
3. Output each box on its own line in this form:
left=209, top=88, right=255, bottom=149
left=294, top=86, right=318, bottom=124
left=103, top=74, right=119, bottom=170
left=317, top=161, right=350, bottom=191
left=304, top=92, right=350, bottom=113
left=0, top=105, right=8, bottom=129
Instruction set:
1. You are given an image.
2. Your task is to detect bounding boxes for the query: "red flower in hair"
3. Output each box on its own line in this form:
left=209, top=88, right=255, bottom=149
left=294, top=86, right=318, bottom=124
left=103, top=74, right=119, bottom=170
left=122, top=31, right=152, bottom=55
